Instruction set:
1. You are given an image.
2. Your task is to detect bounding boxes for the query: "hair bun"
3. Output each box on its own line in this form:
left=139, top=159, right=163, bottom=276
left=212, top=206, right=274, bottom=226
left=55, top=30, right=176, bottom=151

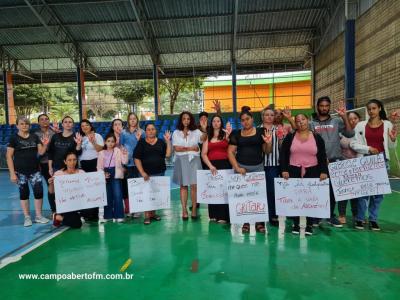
left=241, top=106, right=251, bottom=113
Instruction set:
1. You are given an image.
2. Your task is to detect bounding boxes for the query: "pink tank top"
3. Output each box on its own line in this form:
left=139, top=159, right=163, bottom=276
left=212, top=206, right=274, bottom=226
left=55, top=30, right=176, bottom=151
left=290, top=133, right=318, bottom=177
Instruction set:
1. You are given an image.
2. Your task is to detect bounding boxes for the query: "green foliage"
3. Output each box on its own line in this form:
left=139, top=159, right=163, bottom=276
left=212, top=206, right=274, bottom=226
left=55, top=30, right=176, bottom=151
left=112, top=80, right=153, bottom=110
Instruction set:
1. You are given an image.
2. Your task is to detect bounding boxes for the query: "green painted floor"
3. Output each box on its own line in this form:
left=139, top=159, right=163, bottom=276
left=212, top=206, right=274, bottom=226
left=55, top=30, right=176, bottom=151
left=1, top=189, right=400, bottom=300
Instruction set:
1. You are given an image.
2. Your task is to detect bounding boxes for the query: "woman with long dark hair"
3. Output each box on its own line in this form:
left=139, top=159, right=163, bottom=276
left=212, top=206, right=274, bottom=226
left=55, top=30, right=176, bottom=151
left=228, top=107, right=272, bottom=234
left=172, top=111, right=206, bottom=220
left=351, top=99, right=397, bottom=231
left=201, top=115, right=232, bottom=223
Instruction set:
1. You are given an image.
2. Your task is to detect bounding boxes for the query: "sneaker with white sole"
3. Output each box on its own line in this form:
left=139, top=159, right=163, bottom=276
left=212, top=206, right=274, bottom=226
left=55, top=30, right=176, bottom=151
left=35, top=216, right=50, bottom=224
left=115, top=218, right=125, bottom=223
left=292, top=224, right=300, bottom=234
left=305, top=226, right=313, bottom=236
left=24, top=216, right=33, bottom=227
left=370, top=221, right=380, bottom=231
left=355, top=221, right=364, bottom=230
left=329, top=217, right=343, bottom=228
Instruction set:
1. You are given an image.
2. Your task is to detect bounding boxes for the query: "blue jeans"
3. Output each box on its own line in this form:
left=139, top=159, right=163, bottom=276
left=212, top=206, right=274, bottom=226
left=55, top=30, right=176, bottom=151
left=104, top=167, right=124, bottom=219
left=264, top=165, right=280, bottom=221
left=356, top=195, right=384, bottom=222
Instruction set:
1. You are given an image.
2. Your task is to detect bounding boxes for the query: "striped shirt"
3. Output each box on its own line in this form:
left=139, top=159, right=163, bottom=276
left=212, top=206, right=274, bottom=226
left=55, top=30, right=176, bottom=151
left=259, top=124, right=280, bottom=166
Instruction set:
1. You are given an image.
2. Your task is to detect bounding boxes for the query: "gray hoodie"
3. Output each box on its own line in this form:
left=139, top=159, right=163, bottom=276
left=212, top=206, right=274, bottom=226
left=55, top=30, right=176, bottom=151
left=309, top=115, right=354, bottom=161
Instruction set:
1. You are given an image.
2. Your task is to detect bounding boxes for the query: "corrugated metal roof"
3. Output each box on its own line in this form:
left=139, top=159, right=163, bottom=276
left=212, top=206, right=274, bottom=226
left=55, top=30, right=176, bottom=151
left=0, top=0, right=335, bottom=81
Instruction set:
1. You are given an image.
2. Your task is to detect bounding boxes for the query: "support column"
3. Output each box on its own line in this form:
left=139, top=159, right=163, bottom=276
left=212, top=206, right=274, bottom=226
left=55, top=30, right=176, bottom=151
left=77, top=67, right=87, bottom=121
left=344, top=19, right=355, bottom=110
left=232, top=60, right=237, bottom=119
left=153, top=64, right=159, bottom=119
left=3, top=70, right=16, bottom=124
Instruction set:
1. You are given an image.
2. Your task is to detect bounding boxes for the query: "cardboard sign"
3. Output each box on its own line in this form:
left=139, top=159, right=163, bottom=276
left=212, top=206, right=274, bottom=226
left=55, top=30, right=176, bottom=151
left=128, top=176, right=170, bottom=213
left=227, top=172, right=268, bottom=224
left=54, top=171, right=107, bottom=214
left=197, top=169, right=234, bottom=204
left=275, top=178, right=330, bottom=218
left=328, top=154, right=391, bottom=201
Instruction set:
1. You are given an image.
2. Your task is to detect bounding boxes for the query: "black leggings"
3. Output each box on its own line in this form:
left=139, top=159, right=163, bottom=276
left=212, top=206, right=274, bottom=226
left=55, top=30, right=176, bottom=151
left=62, top=211, right=82, bottom=228
left=16, top=172, right=43, bottom=200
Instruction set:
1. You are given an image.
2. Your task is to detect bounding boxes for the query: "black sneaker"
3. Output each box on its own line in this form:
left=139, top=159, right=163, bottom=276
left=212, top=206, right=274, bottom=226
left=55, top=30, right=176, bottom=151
left=292, top=225, right=300, bottom=234
left=269, top=220, right=279, bottom=227
left=370, top=221, right=381, bottom=231
left=305, top=226, right=313, bottom=236
left=329, top=217, right=343, bottom=228
left=355, top=221, right=364, bottom=230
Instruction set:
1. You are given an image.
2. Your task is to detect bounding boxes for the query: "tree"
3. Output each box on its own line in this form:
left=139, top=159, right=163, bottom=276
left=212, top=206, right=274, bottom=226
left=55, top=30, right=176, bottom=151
left=112, top=80, right=152, bottom=112
left=159, top=77, right=204, bottom=114
left=13, top=84, right=52, bottom=118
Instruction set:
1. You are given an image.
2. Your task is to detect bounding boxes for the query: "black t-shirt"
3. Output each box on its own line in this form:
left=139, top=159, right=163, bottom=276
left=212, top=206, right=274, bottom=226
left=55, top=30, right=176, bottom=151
left=48, top=133, right=79, bottom=170
left=134, top=139, right=167, bottom=175
left=229, top=128, right=265, bottom=165
left=8, top=134, right=41, bottom=174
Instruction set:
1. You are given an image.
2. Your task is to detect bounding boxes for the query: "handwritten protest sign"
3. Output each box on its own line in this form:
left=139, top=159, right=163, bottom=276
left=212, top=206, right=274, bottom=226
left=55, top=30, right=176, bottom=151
left=128, top=176, right=170, bottom=213
left=275, top=178, right=330, bottom=218
left=226, top=172, right=268, bottom=224
left=328, top=154, right=391, bottom=201
left=197, top=169, right=234, bottom=204
left=54, top=171, right=107, bottom=214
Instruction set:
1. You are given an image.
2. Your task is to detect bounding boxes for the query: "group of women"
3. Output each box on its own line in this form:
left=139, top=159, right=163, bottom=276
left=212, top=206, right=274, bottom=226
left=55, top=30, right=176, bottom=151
left=6, top=98, right=398, bottom=236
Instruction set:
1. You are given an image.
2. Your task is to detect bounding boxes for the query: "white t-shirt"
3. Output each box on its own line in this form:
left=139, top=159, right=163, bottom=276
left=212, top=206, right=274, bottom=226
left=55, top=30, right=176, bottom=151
left=172, top=129, right=203, bottom=156
left=80, top=133, right=104, bottom=161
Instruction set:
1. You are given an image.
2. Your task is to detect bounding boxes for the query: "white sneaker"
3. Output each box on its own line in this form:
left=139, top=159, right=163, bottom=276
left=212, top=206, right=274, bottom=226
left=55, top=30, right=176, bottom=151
left=115, top=218, right=125, bottom=223
left=24, top=216, right=33, bottom=227
left=35, top=216, right=50, bottom=224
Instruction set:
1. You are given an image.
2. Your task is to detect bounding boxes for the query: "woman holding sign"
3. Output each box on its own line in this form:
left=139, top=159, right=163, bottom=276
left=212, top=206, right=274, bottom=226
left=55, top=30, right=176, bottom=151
left=280, top=114, right=328, bottom=236
left=201, top=115, right=232, bottom=224
left=350, top=99, right=397, bottom=231
left=228, top=107, right=273, bottom=233
left=172, top=111, right=207, bottom=221
left=134, top=124, right=172, bottom=225
left=50, top=151, right=84, bottom=229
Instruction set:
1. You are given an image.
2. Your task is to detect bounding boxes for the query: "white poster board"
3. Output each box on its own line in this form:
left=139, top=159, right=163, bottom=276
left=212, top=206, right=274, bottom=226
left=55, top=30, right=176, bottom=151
left=226, top=172, right=268, bottom=224
left=54, top=171, right=107, bottom=214
left=328, top=154, right=391, bottom=201
left=197, top=169, right=234, bottom=204
left=275, top=178, right=330, bottom=218
left=128, top=176, right=170, bottom=213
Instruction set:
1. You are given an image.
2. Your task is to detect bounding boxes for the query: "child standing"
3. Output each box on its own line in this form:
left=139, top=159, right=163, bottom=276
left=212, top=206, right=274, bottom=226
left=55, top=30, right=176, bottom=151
left=97, top=133, right=128, bottom=222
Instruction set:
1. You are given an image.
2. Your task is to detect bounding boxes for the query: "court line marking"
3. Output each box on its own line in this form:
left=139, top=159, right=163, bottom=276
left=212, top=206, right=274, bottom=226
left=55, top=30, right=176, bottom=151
left=0, top=227, right=68, bottom=269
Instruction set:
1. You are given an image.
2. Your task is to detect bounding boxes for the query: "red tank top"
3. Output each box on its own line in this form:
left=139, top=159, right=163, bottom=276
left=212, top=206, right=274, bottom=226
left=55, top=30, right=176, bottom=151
left=365, top=123, right=384, bottom=153
left=207, top=139, right=229, bottom=161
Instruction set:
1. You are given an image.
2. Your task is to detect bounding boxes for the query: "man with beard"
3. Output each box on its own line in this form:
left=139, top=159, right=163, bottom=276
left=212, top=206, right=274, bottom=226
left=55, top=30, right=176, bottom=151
left=310, top=96, right=354, bottom=228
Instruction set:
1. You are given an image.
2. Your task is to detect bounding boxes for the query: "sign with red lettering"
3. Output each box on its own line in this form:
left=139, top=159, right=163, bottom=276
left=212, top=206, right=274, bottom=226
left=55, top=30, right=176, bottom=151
left=226, top=172, right=268, bottom=224
left=197, top=169, right=234, bottom=204
left=328, top=154, right=391, bottom=201
left=54, top=171, right=107, bottom=213
left=274, top=178, right=330, bottom=218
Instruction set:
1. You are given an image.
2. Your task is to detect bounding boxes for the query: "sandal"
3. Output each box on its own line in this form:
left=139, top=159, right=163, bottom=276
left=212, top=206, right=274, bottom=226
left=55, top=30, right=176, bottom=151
left=242, top=223, right=250, bottom=233
left=256, top=223, right=266, bottom=234
left=151, top=215, right=161, bottom=221
left=144, top=218, right=151, bottom=225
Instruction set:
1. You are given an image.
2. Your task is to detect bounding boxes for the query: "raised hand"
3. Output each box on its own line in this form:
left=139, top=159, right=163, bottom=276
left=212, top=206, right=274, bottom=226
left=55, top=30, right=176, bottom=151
left=262, top=129, right=273, bottom=143
left=389, top=110, right=400, bottom=122
left=212, top=100, right=222, bottom=113
left=276, top=125, right=285, bottom=140
left=74, top=132, right=83, bottom=145
left=135, top=130, right=142, bottom=141
left=335, top=100, right=347, bottom=117
left=282, top=106, right=292, bottom=120
left=163, top=130, right=171, bottom=141
left=50, top=120, right=61, bottom=133
left=120, top=146, right=128, bottom=156
left=41, top=133, right=50, bottom=146
left=222, top=121, right=233, bottom=138
left=389, top=126, right=398, bottom=142
left=88, top=132, right=96, bottom=144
